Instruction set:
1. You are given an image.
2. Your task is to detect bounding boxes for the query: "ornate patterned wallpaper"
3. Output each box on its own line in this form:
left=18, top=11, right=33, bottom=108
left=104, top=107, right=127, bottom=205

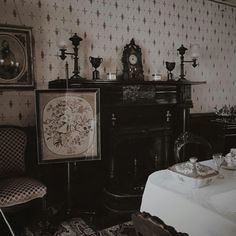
left=0, top=0, right=235, bottom=126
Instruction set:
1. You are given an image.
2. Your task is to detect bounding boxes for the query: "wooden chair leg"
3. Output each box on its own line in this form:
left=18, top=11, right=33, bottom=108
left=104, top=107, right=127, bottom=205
left=42, top=196, right=47, bottom=211
left=41, top=196, right=48, bottom=229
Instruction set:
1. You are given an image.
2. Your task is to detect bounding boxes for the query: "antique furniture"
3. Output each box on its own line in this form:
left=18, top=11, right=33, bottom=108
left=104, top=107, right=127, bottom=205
left=0, top=208, right=15, bottom=235
left=190, top=113, right=236, bottom=155
left=35, top=88, right=100, bottom=215
left=132, top=211, right=188, bottom=236
left=0, top=126, right=47, bottom=213
left=204, top=121, right=236, bottom=155
left=141, top=160, right=236, bottom=236
left=49, top=79, right=205, bottom=214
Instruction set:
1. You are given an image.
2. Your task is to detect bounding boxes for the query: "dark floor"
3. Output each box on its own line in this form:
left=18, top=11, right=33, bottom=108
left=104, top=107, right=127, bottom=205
left=46, top=202, right=132, bottom=230
left=83, top=208, right=132, bottom=230
left=1, top=202, right=132, bottom=235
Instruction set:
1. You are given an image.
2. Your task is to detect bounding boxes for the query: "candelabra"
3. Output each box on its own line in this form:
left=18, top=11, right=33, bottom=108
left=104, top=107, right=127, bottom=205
left=177, top=44, right=200, bottom=81
left=59, top=33, right=85, bottom=80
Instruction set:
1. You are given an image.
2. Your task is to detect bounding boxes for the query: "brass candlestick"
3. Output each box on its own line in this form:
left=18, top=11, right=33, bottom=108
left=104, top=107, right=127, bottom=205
left=59, top=33, right=86, bottom=80
left=177, top=44, right=199, bottom=81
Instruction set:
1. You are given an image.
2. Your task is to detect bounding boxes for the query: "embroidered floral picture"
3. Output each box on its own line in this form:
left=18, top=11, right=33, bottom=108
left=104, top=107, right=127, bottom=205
left=36, top=89, right=100, bottom=163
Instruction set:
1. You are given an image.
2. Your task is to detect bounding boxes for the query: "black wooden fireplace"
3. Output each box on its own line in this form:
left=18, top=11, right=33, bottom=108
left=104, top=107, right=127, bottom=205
left=49, top=79, right=204, bottom=215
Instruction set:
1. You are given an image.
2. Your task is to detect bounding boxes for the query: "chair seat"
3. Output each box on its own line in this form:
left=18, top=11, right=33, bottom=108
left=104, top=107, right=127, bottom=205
left=0, top=177, right=47, bottom=208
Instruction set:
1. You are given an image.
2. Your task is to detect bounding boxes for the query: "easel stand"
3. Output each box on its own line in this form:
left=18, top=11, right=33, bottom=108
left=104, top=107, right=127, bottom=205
left=63, top=162, right=96, bottom=218
left=66, top=162, right=72, bottom=215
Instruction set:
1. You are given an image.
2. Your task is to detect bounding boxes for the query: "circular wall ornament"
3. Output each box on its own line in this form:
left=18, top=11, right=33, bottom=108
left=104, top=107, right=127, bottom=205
left=0, top=34, right=26, bottom=82
left=0, top=24, right=34, bottom=88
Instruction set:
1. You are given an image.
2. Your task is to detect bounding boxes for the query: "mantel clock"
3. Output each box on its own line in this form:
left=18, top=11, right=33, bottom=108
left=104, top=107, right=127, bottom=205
left=121, top=38, right=144, bottom=81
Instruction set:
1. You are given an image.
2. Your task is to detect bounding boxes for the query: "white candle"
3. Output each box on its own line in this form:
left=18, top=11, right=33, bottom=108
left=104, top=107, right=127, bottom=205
left=0, top=59, right=4, bottom=65
left=58, top=40, right=67, bottom=49
left=191, top=44, right=200, bottom=59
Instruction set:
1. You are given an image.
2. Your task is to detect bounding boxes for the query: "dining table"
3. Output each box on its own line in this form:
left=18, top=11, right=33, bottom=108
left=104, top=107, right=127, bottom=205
left=140, top=160, right=236, bottom=236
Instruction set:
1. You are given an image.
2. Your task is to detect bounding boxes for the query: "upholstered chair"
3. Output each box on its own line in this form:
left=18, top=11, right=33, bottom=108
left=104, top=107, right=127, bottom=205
left=0, top=126, right=47, bottom=213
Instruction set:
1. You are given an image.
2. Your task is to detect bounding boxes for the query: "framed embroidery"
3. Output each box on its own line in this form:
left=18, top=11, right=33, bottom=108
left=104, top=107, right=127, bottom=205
left=36, top=89, right=100, bottom=163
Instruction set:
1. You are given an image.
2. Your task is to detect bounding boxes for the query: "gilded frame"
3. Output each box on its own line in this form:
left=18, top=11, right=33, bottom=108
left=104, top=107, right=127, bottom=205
left=0, top=24, right=35, bottom=88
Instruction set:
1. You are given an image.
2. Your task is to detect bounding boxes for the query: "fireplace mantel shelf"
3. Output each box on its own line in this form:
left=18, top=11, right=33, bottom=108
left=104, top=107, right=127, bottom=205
left=49, top=78, right=206, bottom=87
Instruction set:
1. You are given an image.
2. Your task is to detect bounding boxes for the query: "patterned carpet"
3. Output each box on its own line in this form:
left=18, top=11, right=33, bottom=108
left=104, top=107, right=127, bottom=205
left=16, top=218, right=136, bottom=236
left=100, top=221, right=136, bottom=236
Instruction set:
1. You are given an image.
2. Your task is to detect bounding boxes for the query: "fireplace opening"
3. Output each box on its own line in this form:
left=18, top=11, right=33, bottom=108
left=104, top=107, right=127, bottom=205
left=104, top=125, right=174, bottom=213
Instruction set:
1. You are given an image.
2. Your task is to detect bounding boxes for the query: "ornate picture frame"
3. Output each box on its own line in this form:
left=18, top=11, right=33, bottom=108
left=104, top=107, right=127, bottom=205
left=0, top=24, right=35, bottom=88
left=36, top=89, right=101, bottom=164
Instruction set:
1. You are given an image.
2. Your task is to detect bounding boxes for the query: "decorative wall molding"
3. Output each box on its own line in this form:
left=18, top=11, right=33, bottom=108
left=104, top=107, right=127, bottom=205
left=209, top=0, right=236, bottom=8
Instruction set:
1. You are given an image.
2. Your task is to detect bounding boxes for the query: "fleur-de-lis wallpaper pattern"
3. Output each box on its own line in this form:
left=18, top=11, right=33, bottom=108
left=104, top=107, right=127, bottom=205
left=0, top=0, right=235, bottom=126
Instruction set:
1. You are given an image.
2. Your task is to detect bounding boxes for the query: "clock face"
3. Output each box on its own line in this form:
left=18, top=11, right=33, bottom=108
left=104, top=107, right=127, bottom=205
left=129, top=54, right=138, bottom=65
left=121, top=38, right=144, bottom=81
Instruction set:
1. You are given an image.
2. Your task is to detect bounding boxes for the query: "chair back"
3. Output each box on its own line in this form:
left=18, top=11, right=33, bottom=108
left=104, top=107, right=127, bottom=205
left=174, top=131, right=212, bottom=163
left=0, top=127, right=27, bottom=178
left=132, top=211, right=189, bottom=236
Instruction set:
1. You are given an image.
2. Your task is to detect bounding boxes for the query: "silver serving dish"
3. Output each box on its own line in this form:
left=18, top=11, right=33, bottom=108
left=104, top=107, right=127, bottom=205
left=169, top=157, right=219, bottom=188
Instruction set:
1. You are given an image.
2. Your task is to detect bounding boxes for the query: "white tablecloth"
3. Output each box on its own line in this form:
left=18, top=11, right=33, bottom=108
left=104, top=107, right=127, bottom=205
left=140, top=160, right=236, bottom=236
